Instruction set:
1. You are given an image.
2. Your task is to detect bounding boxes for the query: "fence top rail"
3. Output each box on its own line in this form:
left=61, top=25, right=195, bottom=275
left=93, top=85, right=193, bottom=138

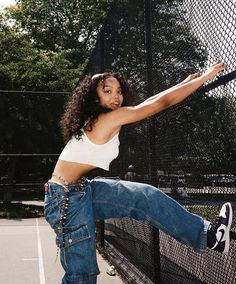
left=200, top=70, right=236, bottom=94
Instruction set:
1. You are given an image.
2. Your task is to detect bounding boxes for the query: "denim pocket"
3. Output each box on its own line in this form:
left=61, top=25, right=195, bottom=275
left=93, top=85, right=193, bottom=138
left=64, top=223, right=91, bottom=247
left=60, top=223, right=91, bottom=272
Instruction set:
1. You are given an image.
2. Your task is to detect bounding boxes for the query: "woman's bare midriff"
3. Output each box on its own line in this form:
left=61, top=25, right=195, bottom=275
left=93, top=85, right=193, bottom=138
left=49, top=159, right=96, bottom=184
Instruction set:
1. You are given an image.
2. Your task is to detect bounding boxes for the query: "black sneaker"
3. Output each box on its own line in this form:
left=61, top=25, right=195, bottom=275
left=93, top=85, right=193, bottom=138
left=207, top=202, right=233, bottom=253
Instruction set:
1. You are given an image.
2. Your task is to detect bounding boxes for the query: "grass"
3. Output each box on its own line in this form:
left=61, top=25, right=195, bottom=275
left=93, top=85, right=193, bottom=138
left=0, top=188, right=44, bottom=218
left=0, top=202, right=44, bottom=218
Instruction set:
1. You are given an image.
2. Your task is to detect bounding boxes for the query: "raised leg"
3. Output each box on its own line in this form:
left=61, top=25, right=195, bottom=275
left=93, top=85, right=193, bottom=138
left=91, top=178, right=208, bottom=251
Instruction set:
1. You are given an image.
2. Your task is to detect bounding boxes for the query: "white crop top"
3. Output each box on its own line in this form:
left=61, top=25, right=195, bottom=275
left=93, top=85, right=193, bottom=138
left=59, top=130, right=120, bottom=170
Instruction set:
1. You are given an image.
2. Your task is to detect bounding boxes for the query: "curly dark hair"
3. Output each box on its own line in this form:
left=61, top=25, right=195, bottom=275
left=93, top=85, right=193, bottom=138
left=60, top=72, right=133, bottom=143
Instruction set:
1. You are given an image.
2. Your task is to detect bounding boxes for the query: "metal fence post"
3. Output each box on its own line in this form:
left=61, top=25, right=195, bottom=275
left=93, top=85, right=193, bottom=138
left=144, top=0, right=161, bottom=282
left=96, top=220, right=105, bottom=249
left=152, top=227, right=161, bottom=283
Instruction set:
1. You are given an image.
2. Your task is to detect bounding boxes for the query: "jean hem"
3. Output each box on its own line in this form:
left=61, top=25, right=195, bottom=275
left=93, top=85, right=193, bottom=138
left=63, top=270, right=100, bottom=283
left=198, top=219, right=210, bottom=251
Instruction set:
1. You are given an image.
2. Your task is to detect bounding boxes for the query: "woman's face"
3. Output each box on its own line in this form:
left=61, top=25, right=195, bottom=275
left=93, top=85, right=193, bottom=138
left=96, top=76, right=124, bottom=110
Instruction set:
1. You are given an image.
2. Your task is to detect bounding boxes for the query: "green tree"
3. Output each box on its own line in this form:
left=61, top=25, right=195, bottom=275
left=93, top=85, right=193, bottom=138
left=0, top=15, right=84, bottom=91
left=7, top=0, right=111, bottom=64
left=0, top=1, right=112, bottom=192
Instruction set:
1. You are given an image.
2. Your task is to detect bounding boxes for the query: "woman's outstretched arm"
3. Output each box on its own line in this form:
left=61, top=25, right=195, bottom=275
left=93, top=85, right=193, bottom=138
left=145, top=72, right=200, bottom=102
left=108, top=62, right=226, bottom=126
left=144, top=72, right=201, bottom=103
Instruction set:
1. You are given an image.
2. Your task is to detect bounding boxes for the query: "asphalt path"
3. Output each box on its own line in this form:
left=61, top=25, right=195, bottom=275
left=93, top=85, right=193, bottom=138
left=0, top=218, right=123, bottom=284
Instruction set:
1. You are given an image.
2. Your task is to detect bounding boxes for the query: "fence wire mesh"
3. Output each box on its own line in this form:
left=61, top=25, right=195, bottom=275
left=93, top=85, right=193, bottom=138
left=86, top=0, right=236, bottom=283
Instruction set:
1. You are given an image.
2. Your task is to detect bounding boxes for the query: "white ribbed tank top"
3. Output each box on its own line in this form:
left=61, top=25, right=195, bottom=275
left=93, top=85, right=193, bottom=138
left=59, top=130, right=120, bottom=170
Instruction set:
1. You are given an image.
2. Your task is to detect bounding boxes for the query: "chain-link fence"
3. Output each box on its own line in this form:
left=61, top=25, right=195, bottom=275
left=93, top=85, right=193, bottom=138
left=86, top=0, right=236, bottom=283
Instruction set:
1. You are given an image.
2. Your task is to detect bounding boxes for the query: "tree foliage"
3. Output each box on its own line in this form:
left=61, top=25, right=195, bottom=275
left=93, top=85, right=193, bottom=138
left=0, top=0, right=112, bottom=184
left=0, top=22, right=84, bottom=91
left=0, top=0, right=112, bottom=154
left=0, top=0, right=111, bottom=91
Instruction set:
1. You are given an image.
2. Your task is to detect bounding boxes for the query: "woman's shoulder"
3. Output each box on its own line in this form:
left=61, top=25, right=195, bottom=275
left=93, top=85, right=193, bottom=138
left=97, top=112, right=122, bottom=130
left=87, top=114, right=121, bottom=142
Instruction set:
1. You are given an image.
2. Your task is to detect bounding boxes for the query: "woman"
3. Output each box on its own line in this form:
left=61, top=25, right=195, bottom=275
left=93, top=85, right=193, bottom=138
left=44, top=62, right=233, bottom=284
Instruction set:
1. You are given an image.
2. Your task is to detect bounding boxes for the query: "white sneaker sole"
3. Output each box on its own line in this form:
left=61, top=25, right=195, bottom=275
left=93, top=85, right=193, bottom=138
left=222, top=202, right=233, bottom=253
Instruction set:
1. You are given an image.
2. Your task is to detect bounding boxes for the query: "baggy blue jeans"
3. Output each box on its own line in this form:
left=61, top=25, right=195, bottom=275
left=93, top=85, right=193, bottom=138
left=44, top=177, right=209, bottom=284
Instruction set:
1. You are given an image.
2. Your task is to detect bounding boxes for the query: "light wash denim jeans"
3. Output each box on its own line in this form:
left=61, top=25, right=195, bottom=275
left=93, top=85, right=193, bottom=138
left=44, top=177, right=209, bottom=284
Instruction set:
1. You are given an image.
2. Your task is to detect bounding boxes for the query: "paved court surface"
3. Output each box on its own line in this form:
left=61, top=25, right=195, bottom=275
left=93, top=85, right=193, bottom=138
left=0, top=218, right=124, bottom=284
